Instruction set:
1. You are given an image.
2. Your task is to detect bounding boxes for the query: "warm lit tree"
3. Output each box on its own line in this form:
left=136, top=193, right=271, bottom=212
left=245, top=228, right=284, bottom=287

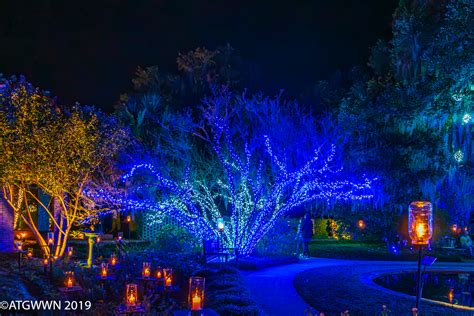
left=0, top=76, right=128, bottom=256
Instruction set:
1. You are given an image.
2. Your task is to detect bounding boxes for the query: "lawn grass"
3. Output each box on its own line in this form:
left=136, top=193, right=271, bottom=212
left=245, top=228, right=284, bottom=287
left=309, top=239, right=467, bottom=262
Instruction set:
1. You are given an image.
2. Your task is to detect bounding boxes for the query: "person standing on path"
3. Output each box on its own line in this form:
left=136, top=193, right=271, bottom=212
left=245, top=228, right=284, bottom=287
left=300, top=213, right=313, bottom=257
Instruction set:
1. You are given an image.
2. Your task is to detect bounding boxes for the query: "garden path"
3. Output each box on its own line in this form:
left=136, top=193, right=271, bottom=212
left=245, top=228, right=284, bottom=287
left=242, top=258, right=474, bottom=316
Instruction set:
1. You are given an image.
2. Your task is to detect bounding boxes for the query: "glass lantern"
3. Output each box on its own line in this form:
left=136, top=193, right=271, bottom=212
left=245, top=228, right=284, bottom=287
left=47, top=232, right=54, bottom=245
left=408, top=201, right=433, bottom=245
left=189, top=277, right=205, bottom=311
left=142, top=262, right=151, bottom=278
left=110, top=253, right=118, bottom=266
left=101, top=263, right=108, bottom=279
left=27, top=248, right=33, bottom=258
left=67, top=246, right=73, bottom=257
left=126, top=284, right=138, bottom=307
left=163, top=268, right=173, bottom=287
left=155, top=266, right=163, bottom=279
left=65, top=271, right=74, bottom=288
left=16, top=241, right=23, bottom=252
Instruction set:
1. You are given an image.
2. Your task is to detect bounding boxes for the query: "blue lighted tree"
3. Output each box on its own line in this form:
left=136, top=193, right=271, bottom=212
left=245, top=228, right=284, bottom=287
left=97, top=89, right=377, bottom=255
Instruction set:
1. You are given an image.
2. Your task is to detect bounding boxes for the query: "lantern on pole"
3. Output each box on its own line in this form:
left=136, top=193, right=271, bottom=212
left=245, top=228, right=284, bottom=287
left=188, top=277, right=205, bottom=312
left=408, top=201, right=433, bottom=313
left=408, top=201, right=433, bottom=245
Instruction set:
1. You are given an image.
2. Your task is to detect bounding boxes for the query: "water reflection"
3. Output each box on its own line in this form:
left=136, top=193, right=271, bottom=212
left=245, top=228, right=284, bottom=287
left=374, top=272, right=474, bottom=307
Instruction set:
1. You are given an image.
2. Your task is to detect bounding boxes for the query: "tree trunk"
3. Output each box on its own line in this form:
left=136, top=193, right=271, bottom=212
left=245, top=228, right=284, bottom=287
left=0, top=193, right=14, bottom=253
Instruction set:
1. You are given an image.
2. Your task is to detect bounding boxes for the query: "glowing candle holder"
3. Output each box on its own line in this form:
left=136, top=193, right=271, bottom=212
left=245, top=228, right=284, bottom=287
left=47, top=232, right=54, bottom=246
left=452, top=224, right=458, bottom=234
left=67, top=246, right=73, bottom=257
left=188, top=277, right=205, bottom=311
left=126, top=284, right=138, bottom=307
left=65, top=271, right=74, bottom=288
left=142, top=262, right=151, bottom=278
left=110, top=253, right=118, bottom=266
left=27, top=248, right=33, bottom=258
left=155, top=266, right=163, bottom=279
left=100, top=263, right=108, bottom=279
left=163, top=268, right=173, bottom=288
left=357, top=219, right=366, bottom=230
left=408, top=201, right=433, bottom=245
left=217, top=217, right=225, bottom=232
left=126, top=215, right=132, bottom=223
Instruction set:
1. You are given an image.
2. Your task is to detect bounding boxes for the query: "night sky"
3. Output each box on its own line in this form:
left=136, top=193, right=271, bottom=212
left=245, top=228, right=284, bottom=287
left=0, top=0, right=397, bottom=111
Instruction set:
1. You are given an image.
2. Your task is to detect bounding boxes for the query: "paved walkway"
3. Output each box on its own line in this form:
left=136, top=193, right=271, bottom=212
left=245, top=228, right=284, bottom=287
left=242, top=258, right=474, bottom=316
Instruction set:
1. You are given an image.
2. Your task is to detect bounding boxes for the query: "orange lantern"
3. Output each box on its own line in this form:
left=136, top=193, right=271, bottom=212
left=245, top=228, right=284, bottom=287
left=67, top=246, right=73, bottom=257
left=357, top=219, right=366, bottom=230
left=43, top=256, right=49, bottom=266
left=155, top=267, right=163, bottom=279
left=47, top=232, right=54, bottom=246
left=16, top=241, right=23, bottom=252
left=110, top=253, right=118, bottom=266
left=27, top=248, right=33, bottom=258
left=448, top=288, right=454, bottom=304
left=126, top=215, right=132, bottom=223
left=142, top=262, right=151, bottom=278
left=65, top=271, right=74, bottom=288
left=100, top=263, right=108, bottom=279
left=126, top=284, right=138, bottom=307
left=164, top=268, right=173, bottom=287
left=408, top=201, right=433, bottom=245
left=188, top=277, right=205, bottom=311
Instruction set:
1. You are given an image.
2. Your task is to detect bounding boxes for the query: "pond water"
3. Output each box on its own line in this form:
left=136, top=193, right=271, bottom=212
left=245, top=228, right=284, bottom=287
left=374, top=272, right=474, bottom=307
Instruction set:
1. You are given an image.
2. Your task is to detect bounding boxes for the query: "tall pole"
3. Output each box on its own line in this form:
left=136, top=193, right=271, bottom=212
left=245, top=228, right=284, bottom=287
left=49, top=243, right=53, bottom=280
left=415, top=246, right=423, bottom=311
